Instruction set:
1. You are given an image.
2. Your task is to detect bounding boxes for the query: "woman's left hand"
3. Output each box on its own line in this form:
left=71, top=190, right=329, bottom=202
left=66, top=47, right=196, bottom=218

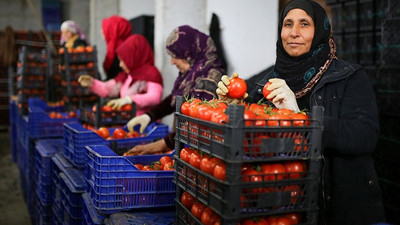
left=125, top=139, right=169, bottom=155
left=266, top=78, right=300, bottom=112
left=107, top=96, right=132, bottom=110
left=216, top=73, right=248, bottom=104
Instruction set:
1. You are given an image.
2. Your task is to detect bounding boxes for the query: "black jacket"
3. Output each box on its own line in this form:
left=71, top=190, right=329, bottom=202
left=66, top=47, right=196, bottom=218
left=248, top=59, right=385, bottom=225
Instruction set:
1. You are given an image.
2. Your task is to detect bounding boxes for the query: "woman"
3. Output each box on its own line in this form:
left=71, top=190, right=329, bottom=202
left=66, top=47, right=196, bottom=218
left=78, top=34, right=163, bottom=116
left=217, top=0, right=385, bottom=224
left=60, top=20, right=87, bottom=48
left=102, top=15, right=132, bottom=80
left=126, top=25, right=226, bottom=154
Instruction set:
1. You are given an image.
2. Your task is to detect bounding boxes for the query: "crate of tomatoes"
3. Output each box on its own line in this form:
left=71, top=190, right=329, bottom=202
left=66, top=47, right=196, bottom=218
left=63, top=122, right=168, bottom=168
left=85, top=145, right=176, bottom=213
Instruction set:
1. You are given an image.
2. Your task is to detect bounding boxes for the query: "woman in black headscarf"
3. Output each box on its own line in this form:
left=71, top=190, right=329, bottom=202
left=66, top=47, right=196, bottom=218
left=217, top=0, right=385, bottom=224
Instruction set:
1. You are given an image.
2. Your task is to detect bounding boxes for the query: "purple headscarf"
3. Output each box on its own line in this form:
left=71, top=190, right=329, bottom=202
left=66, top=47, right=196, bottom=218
left=60, top=20, right=88, bottom=45
left=166, top=25, right=225, bottom=103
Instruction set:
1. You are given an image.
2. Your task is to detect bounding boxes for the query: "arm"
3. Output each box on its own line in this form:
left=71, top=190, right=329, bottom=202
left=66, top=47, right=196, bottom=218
left=146, top=94, right=175, bottom=122
left=90, top=79, right=118, bottom=98
left=322, top=70, right=379, bottom=156
left=130, top=82, right=163, bottom=109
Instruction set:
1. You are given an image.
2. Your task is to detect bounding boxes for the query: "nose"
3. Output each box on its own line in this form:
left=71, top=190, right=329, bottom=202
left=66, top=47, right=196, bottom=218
left=290, top=24, right=300, bottom=37
left=170, top=57, right=176, bottom=65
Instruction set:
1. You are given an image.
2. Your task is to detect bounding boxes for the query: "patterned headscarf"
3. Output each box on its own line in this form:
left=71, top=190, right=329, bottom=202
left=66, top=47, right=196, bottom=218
left=274, top=0, right=336, bottom=98
left=102, top=15, right=132, bottom=75
left=167, top=25, right=225, bottom=103
left=60, top=20, right=87, bottom=45
left=114, top=34, right=163, bottom=86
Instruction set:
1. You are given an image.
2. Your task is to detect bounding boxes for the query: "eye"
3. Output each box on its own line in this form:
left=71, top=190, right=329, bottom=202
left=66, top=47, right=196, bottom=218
left=283, top=22, right=292, bottom=27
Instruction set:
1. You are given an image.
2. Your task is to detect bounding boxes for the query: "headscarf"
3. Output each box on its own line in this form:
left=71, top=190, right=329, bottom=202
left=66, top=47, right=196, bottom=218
left=114, top=34, right=163, bottom=86
left=60, top=20, right=87, bottom=45
left=102, top=15, right=132, bottom=75
left=274, top=0, right=336, bottom=98
left=166, top=25, right=225, bottom=101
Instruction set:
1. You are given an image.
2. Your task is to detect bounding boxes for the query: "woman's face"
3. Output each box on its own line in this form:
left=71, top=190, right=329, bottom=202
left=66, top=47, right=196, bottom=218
left=119, top=58, right=130, bottom=73
left=61, top=29, right=74, bottom=42
left=171, top=57, right=190, bottom=73
left=281, top=8, right=315, bottom=57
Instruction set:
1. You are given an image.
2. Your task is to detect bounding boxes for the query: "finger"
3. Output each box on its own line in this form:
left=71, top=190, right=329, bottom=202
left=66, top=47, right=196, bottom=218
left=232, top=72, right=239, bottom=78
left=221, top=75, right=230, bottom=86
left=216, top=88, right=227, bottom=97
left=139, top=125, right=146, bottom=134
left=243, top=92, right=248, bottom=99
left=78, top=76, right=82, bottom=83
left=217, top=81, right=229, bottom=93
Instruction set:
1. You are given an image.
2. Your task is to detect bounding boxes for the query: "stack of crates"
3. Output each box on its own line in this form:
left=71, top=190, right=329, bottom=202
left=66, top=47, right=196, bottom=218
left=82, top=193, right=107, bottom=225
left=59, top=46, right=99, bottom=110
left=173, top=96, right=324, bottom=224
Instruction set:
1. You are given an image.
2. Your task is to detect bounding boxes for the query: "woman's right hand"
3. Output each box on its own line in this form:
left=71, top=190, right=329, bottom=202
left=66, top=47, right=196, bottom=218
left=77, top=75, right=94, bottom=88
left=127, top=114, right=151, bottom=133
left=216, top=72, right=248, bottom=104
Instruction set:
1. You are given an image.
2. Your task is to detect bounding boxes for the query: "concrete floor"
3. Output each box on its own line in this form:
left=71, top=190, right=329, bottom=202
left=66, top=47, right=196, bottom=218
left=0, top=129, right=31, bottom=225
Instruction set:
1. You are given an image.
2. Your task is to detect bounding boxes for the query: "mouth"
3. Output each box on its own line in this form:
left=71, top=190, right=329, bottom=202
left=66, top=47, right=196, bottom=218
left=287, top=42, right=304, bottom=47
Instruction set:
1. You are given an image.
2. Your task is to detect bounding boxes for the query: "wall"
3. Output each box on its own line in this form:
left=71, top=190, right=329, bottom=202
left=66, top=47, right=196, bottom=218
left=61, top=0, right=90, bottom=41
left=120, top=0, right=155, bottom=21
left=0, top=0, right=42, bottom=31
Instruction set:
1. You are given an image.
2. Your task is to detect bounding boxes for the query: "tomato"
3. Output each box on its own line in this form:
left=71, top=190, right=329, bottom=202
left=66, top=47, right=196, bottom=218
left=191, top=202, right=205, bottom=219
left=101, top=105, right=113, bottom=112
left=213, top=163, right=226, bottom=181
left=181, top=101, right=190, bottom=115
left=68, top=111, right=77, bottom=118
left=163, top=161, right=174, bottom=171
left=49, top=111, right=57, bottom=118
left=248, top=103, right=265, bottom=115
left=120, top=104, right=132, bottom=111
left=85, top=46, right=94, bottom=52
left=75, top=46, right=85, bottom=53
left=267, top=114, right=292, bottom=127
left=197, top=104, right=215, bottom=121
left=283, top=212, right=302, bottom=224
left=134, top=164, right=144, bottom=170
left=263, top=81, right=273, bottom=100
left=294, top=135, right=308, bottom=152
left=188, top=99, right=201, bottom=118
left=210, top=111, right=228, bottom=124
left=181, top=191, right=196, bottom=209
left=97, top=127, right=110, bottom=139
left=113, top=128, right=126, bottom=139
left=265, top=163, right=287, bottom=181
left=242, top=218, right=269, bottom=225
left=200, top=155, right=218, bottom=175
left=242, top=167, right=264, bottom=193
left=227, top=77, right=247, bottom=98
left=189, top=151, right=202, bottom=169
left=126, top=131, right=140, bottom=138
left=180, top=147, right=193, bottom=163
left=201, top=207, right=217, bottom=225
left=58, top=48, right=64, bottom=54
left=291, top=113, right=310, bottom=126
left=160, top=156, right=172, bottom=168
left=142, top=165, right=154, bottom=171
left=244, top=109, right=256, bottom=126
left=284, top=161, right=306, bottom=179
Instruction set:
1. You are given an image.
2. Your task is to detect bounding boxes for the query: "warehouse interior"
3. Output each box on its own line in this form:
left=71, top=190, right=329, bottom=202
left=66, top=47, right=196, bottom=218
left=0, top=0, right=399, bottom=225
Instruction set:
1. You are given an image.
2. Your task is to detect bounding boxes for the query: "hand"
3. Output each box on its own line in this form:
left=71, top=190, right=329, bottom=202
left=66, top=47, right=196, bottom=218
left=107, top=96, right=132, bottom=110
left=127, top=114, right=151, bottom=133
left=216, top=72, right=248, bottom=104
left=77, top=75, right=94, bottom=88
left=125, top=139, right=170, bottom=155
left=265, top=78, right=300, bottom=112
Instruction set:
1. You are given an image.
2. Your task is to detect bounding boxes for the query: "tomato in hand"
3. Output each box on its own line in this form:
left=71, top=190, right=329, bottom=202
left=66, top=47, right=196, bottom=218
left=97, top=127, right=110, bottom=139
left=113, top=128, right=126, bottom=139
left=263, top=81, right=273, bottom=100
left=181, top=191, right=196, bottom=209
left=227, top=77, right=247, bottom=98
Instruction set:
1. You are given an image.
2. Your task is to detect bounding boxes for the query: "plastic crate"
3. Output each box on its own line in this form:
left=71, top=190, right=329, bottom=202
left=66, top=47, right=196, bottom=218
left=34, top=138, right=63, bottom=205
left=79, top=101, right=136, bottom=128
left=82, top=193, right=106, bottom=225
left=35, top=192, right=53, bottom=225
left=85, top=145, right=176, bottom=213
left=63, top=122, right=168, bottom=167
left=106, top=210, right=176, bottom=225
left=174, top=157, right=320, bottom=219
left=174, top=98, right=323, bottom=162
left=59, top=170, right=85, bottom=224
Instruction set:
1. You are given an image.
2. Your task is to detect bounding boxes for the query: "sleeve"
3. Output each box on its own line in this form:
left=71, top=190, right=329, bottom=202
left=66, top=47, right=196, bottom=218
left=130, top=82, right=163, bottom=109
left=322, top=69, right=379, bottom=156
left=191, top=68, right=222, bottom=101
left=146, top=94, right=175, bottom=122
left=163, top=132, right=176, bottom=150
left=90, top=79, right=117, bottom=98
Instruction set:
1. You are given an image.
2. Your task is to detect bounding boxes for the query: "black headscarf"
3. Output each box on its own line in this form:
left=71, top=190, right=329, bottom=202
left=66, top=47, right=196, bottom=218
left=274, top=0, right=335, bottom=98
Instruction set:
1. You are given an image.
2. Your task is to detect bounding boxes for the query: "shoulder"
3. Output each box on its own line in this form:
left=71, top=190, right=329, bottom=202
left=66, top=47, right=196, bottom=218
left=73, top=38, right=88, bottom=47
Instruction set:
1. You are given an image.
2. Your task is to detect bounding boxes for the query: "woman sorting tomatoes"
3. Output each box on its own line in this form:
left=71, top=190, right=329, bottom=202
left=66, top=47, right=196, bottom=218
left=217, top=0, right=385, bottom=224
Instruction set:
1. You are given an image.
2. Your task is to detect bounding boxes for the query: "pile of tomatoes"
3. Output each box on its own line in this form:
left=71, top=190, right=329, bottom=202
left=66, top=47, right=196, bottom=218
left=93, top=127, right=143, bottom=140
left=58, top=46, right=94, bottom=55
left=92, top=103, right=132, bottom=113
left=133, top=156, right=174, bottom=171
left=48, top=111, right=77, bottom=119
left=181, top=191, right=221, bottom=225
left=240, top=213, right=302, bottom=225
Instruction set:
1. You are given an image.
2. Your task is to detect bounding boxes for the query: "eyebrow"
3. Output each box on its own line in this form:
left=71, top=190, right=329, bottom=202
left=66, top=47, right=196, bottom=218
left=283, top=18, right=313, bottom=23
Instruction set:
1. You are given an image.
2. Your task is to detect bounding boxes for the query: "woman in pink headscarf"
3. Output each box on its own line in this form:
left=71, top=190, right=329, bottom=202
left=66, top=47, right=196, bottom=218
left=60, top=20, right=88, bottom=48
left=102, top=15, right=132, bottom=80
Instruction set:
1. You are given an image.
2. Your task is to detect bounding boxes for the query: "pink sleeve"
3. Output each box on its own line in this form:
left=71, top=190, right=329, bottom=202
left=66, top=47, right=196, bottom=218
left=90, top=79, right=117, bottom=97
left=130, top=82, right=163, bottom=108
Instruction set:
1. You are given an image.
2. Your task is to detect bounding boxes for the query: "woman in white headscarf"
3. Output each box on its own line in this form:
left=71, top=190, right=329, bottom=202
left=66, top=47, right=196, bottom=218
left=60, top=20, right=88, bottom=48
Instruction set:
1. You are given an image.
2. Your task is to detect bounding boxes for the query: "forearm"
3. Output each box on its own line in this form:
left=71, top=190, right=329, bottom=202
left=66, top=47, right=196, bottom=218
left=130, top=82, right=163, bottom=108
left=90, top=79, right=117, bottom=97
left=146, top=94, right=175, bottom=122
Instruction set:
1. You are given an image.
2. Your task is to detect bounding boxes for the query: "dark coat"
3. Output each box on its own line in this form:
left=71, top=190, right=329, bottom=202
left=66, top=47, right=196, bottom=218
left=247, top=59, right=385, bottom=225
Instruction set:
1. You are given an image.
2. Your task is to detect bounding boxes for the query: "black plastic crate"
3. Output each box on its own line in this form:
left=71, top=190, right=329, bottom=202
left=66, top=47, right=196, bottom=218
left=381, top=18, right=400, bottom=68
left=174, top=97, right=323, bottom=162
left=330, top=4, right=343, bottom=33
left=343, top=33, right=358, bottom=63
left=383, top=0, right=400, bottom=19
left=359, top=31, right=381, bottom=66
left=343, top=2, right=358, bottom=32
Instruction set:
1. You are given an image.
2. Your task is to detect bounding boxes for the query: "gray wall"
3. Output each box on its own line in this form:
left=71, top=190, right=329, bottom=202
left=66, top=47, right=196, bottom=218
left=0, top=0, right=42, bottom=30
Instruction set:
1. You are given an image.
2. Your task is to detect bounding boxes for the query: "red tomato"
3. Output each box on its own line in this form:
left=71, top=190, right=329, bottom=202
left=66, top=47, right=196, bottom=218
left=101, top=105, right=112, bottom=112
left=189, top=151, right=202, bottom=169
left=267, top=114, right=292, bottom=127
left=265, top=163, right=287, bottom=181
left=213, top=163, right=226, bottom=181
left=210, top=111, right=228, bottom=124
left=200, top=155, right=218, bottom=175
left=120, top=104, right=132, bottom=111
left=97, top=127, right=110, bottom=139
left=201, top=207, right=217, bottom=225
left=134, top=164, right=144, bottom=170
left=49, top=111, right=57, bottom=118
left=160, top=156, right=172, bottom=168
left=181, top=101, right=190, bottom=115
left=291, top=113, right=310, bottom=126
left=68, top=111, right=77, bottom=118
left=242, top=218, right=269, bottom=225
left=263, top=81, right=273, bottom=100
left=244, top=109, right=257, bottom=126
left=191, top=202, right=205, bottom=219
left=181, top=191, right=196, bottom=209
left=163, top=161, right=174, bottom=171
left=180, top=147, right=193, bottom=163
left=197, top=104, right=215, bottom=121
left=142, top=165, right=155, bottom=171
left=283, top=212, right=302, bottom=224
left=284, top=161, right=306, bottom=179
left=227, top=77, right=247, bottom=98
left=126, top=131, right=140, bottom=138
left=294, top=135, right=308, bottom=152
left=112, top=128, right=126, bottom=139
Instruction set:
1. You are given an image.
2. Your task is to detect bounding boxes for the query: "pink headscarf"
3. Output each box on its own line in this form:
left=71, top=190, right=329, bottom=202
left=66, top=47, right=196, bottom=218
left=60, top=20, right=87, bottom=45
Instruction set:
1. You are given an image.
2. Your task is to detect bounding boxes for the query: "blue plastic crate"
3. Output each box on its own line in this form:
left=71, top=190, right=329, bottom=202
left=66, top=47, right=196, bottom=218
left=82, top=193, right=106, bottom=225
left=59, top=171, right=84, bottom=224
left=85, top=145, right=176, bottom=213
left=35, top=191, right=53, bottom=225
left=63, top=122, right=168, bottom=168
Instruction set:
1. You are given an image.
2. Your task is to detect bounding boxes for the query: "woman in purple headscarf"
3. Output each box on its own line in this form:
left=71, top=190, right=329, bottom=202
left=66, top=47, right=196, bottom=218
left=126, top=25, right=226, bottom=155
left=60, top=20, right=88, bottom=48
